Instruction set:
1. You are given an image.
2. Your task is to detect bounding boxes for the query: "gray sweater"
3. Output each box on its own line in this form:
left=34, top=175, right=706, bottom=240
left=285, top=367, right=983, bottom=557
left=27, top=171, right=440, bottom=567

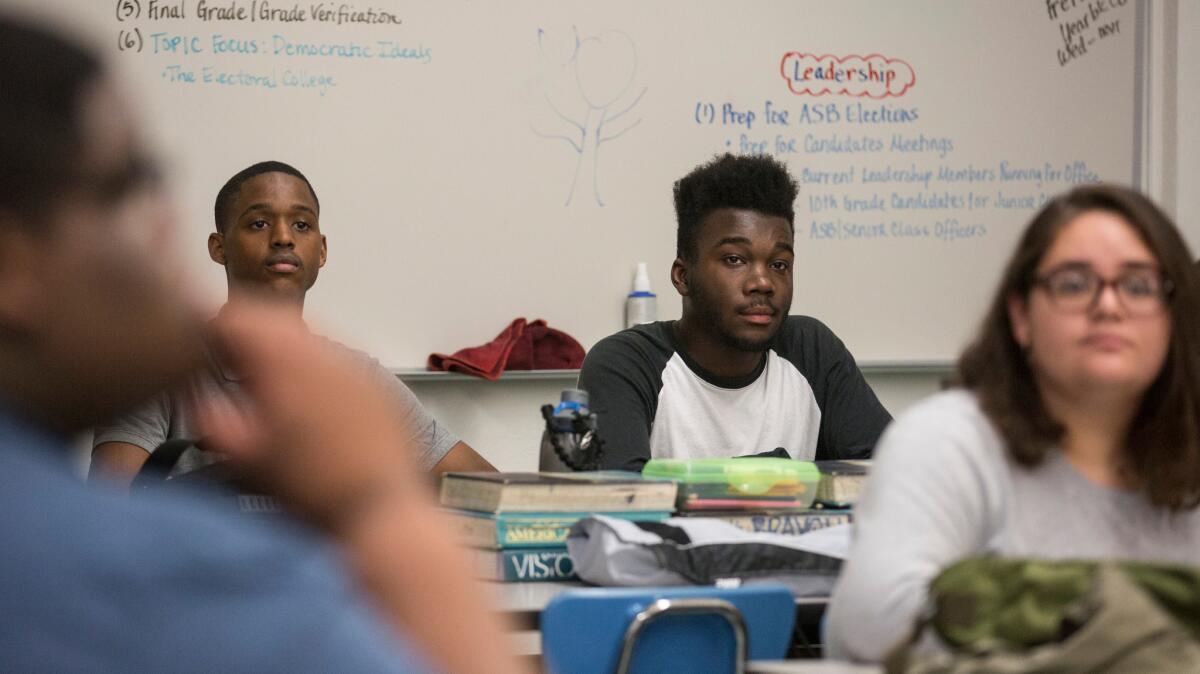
left=825, top=389, right=1200, bottom=662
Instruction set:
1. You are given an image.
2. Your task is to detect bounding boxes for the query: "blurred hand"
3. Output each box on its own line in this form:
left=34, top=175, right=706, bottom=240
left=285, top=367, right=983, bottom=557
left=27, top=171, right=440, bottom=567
left=194, top=300, right=421, bottom=532
left=192, top=300, right=527, bottom=674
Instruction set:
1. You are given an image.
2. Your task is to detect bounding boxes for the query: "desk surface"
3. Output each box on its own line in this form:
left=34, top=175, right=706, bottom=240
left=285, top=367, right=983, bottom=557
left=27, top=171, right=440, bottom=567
left=747, top=662, right=880, bottom=674
left=491, top=580, right=583, bottom=613
left=491, top=580, right=830, bottom=613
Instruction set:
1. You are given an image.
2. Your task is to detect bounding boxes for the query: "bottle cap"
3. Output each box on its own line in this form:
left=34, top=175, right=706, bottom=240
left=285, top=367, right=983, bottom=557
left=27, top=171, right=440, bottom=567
left=632, top=262, right=652, bottom=293
left=561, top=388, right=589, bottom=405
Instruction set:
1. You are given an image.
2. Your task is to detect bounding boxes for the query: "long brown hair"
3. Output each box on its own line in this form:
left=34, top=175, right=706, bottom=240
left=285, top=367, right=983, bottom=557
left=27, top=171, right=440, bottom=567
left=957, top=184, right=1200, bottom=510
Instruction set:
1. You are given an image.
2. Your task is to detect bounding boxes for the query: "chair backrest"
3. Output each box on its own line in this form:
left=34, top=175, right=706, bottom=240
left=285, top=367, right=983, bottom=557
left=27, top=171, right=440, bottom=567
left=541, top=584, right=795, bottom=674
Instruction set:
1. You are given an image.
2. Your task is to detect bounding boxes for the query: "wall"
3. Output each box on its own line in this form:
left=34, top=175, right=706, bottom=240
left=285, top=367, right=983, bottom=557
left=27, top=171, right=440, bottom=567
left=19, top=0, right=1182, bottom=473
left=408, top=0, right=1198, bottom=472
left=14, top=0, right=1150, bottom=367
left=1177, top=1, right=1200, bottom=235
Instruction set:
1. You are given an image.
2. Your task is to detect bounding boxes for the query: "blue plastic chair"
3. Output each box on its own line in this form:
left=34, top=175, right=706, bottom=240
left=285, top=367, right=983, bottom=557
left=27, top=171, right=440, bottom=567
left=540, top=584, right=795, bottom=674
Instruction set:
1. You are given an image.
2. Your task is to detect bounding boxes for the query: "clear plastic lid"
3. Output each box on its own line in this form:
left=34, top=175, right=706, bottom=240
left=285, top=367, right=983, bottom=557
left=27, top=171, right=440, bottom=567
left=643, top=457, right=820, bottom=495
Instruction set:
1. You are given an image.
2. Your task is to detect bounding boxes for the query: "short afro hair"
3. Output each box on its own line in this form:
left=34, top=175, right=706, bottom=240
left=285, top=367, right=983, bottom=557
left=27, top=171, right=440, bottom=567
left=673, top=153, right=798, bottom=261
left=213, top=161, right=319, bottom=233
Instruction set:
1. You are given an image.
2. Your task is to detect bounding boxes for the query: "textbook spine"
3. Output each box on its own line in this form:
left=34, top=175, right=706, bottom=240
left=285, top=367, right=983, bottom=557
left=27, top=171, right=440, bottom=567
left=715, top=511, right=852, bottom=536
left=478, top=548, right=578, bottom=582
left=449, top=510, right=671, bottom=549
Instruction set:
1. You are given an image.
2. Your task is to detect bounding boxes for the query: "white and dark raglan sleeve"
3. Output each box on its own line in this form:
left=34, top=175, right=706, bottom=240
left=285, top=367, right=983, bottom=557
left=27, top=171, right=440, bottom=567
left=782, top=317, right=892, bottom=460
left=577, top=326, right=671, bottom=472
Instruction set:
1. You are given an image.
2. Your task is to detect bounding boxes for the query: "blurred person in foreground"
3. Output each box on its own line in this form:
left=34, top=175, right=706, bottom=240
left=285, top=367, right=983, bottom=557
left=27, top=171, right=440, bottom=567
left=0, top=14, right=521, bottom=674
left=826, top=184, right=1200, bottom=662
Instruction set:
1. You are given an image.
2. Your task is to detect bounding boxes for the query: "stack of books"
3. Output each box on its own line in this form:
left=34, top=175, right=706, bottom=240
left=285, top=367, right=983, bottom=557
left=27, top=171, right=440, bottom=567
left=813, top=460, right=870, bottom=509
left=686, top=506, right=853, bottom=536
left=440, top=472, right=677, bottom=582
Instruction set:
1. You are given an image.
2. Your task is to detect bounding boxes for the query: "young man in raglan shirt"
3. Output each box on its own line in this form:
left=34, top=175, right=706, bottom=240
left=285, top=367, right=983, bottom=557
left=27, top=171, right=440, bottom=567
left=90, top=161, right=494, bottom=487
left=580, top=154, right=892, bottom=471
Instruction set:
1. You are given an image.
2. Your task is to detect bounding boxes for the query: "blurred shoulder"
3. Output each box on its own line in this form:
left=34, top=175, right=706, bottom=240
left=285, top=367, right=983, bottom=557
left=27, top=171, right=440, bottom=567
left=874, top=388, right=1007, bottom=473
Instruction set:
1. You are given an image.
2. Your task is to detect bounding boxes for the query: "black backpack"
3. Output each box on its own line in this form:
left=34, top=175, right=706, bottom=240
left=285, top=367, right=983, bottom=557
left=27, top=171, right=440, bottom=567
left=130, top=439, right=281, bottom=517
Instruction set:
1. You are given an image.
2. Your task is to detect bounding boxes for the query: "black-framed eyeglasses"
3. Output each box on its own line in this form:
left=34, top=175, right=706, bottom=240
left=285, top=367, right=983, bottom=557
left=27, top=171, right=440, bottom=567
left=1032, top=264, right=1174, bottom=316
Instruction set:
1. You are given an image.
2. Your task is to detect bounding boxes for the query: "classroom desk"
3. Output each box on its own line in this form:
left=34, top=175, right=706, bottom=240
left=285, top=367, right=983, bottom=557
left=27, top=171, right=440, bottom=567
left=747, top=661, right=880, bottom=674
left=490, top=580, right=830, bottom=657
left=492, top=579, right=582, bottom=616
left=490, top=580, right=579, bottom=655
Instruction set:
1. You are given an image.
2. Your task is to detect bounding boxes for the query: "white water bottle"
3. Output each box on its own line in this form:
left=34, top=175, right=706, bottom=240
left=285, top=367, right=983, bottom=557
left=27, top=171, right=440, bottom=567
left=625, top=262, right=657, bottom=328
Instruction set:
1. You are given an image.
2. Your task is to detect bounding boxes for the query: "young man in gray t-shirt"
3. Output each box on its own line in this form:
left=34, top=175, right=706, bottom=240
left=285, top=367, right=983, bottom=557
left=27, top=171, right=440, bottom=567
left=90, top=162, right=494, bottom=486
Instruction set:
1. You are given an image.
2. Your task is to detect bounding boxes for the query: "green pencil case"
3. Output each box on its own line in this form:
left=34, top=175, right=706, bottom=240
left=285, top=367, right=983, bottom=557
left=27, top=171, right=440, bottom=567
left=643, top=457, right=820, bottom=510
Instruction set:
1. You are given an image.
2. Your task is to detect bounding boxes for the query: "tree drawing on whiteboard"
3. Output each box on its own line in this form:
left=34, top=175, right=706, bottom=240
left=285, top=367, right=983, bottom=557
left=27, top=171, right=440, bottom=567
left=532, top=26, right=646, bottom=207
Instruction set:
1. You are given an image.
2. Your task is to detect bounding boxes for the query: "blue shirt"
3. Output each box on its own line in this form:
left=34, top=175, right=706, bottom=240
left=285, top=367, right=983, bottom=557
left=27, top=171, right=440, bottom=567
left=0, top=408, right=434, bottom=672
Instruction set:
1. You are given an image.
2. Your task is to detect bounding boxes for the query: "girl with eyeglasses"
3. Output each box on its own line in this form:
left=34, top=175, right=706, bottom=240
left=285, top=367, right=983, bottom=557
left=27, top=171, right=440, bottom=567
left=826, top=184, right=1200, bottom=662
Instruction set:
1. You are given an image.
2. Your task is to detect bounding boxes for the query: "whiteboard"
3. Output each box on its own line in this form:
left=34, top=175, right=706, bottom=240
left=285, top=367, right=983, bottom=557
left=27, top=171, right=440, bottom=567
left=18, top=0, right=1144, bottom=364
